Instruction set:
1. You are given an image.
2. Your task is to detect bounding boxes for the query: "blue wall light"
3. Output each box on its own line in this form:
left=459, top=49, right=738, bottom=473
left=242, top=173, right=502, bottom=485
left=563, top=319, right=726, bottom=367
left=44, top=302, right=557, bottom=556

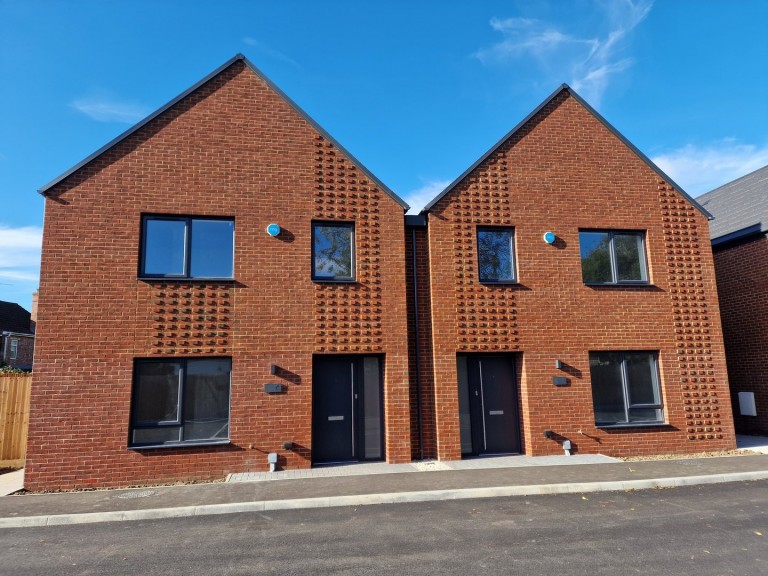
left=543, top=231, right=556, bottom=244
left=266, top=223, right=281, bottom=237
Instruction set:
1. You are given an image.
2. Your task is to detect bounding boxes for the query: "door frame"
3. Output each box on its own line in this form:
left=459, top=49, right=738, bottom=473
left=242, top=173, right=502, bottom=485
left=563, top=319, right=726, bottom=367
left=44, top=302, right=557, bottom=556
left=458, top=353, right=522, bottom=457
left=311, top=355, right=385, bottom=464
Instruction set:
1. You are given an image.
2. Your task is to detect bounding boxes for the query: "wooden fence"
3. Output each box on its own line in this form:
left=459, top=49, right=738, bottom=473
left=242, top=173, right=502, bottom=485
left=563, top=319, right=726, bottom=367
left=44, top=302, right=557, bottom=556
left=0, top=374, right=32, bottom=468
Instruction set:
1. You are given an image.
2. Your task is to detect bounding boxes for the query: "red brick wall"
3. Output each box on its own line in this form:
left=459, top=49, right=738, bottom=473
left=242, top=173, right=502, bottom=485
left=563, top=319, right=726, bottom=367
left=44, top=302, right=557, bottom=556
left=27, top=60, right=410, bottom=491
left=423, top=91, right=735, bottom=459
left=405, top=225, right=437, bottom=459
left=713, top=235, right=768, bottom=434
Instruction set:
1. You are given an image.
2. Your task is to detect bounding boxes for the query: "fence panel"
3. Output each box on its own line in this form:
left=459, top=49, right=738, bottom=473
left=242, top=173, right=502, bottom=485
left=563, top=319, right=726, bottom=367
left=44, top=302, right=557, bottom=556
left=0, top=374, right=32, bottom=467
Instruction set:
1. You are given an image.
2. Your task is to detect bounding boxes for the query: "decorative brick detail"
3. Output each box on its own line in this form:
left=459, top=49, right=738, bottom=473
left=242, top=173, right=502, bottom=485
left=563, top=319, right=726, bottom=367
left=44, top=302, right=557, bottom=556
left=659, top=188, right=723, bottom=441
left=313, top=137, right=384, bottom=353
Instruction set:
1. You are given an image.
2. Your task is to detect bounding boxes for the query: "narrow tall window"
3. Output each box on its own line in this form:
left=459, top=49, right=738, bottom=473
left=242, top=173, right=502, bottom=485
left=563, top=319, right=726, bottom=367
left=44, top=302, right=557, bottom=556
left=141, top=216, right=234, bottom=279
left=312, top=222, right=355, bottom=281
left=579, top=230, right=648, bottom=284
left=130, top=358, right=231, bottom=447
left=477, top=227, right=516, bottom=283
left=589, top=351, right=663, bottom=426
left=9, top=338, right=18, bottom=360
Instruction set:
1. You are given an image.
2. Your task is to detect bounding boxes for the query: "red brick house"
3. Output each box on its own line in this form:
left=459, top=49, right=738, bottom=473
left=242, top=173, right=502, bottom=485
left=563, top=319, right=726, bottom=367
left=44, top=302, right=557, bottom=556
left=409, top=85, right=736, bottom=461
left=0, top=300, right=35, bottom=371
left=27, top=55, right=411, bottom=491
left=28, top=56, right=736, bottom=491
left=698, top=165, right=768, bottom=435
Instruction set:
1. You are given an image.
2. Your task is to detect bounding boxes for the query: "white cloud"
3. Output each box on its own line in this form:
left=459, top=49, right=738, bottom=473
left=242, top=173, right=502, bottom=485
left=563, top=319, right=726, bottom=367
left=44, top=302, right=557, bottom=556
left=651, top=140, right=768, bottom=195
left=0, top=225, right=41, bottom=309
left=242, top=37, right=300, bottom=68
left=403, top=179, right=452, bottom=215
left=70, top=96, right=149, bottom=123
left=475, top=0, right=653, bottom=106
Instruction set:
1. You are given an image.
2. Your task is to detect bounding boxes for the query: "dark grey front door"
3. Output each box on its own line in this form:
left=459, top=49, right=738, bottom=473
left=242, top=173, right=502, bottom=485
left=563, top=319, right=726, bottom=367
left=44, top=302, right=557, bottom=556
left=458, top=355, right=521, bottom=456
left=312, top=356, right=383, bottom=464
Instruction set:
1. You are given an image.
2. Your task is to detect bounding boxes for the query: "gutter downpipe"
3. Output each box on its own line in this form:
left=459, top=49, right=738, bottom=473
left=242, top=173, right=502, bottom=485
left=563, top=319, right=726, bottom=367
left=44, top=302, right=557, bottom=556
left=411, top=227, right=424, bottom=460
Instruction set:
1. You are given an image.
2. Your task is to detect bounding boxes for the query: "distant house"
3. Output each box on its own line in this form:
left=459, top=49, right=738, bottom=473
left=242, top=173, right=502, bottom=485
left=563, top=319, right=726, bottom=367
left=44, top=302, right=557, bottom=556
left=0, top=298, right=36, bottom=371
left=698, top=165, right=768, bottom=434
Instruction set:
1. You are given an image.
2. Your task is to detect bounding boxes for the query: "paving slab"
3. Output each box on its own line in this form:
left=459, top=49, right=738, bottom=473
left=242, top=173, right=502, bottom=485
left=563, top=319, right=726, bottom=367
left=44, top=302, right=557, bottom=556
left=0, top=469, right=24, bottom=497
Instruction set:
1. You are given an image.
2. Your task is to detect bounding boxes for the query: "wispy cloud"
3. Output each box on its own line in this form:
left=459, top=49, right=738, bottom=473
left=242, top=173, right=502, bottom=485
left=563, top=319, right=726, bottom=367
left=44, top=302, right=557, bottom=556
left=70, top=95, right=149, bottom=123
left=403, top=179, right=452, bottom=215
left=652, top=139, right=768, bottom=195
left=242, top=37, right=300, bottom=68
left=475, top=0, right=653, bottom=106
left=0, top=225, right=42, bottom=308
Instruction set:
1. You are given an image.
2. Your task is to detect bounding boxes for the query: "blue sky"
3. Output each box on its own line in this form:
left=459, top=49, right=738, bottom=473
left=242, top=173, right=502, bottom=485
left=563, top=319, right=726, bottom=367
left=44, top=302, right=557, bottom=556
left=1, top=0, right=767, bottom=310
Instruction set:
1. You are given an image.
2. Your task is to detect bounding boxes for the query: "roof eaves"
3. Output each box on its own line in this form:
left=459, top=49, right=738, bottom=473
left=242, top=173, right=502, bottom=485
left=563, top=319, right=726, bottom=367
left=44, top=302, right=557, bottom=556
left=39, top=54, right=409, bottom=211
left=420, top=84, right=712, bottom=220
left=239, top=57, right=409, bottom=211
left=421, top=84, right=569, bottom=214
left=39, top=54, right=246, bottom=195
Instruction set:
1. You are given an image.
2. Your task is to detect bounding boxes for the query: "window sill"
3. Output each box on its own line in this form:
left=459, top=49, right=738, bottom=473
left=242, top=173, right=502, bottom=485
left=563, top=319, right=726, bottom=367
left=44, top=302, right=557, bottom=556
left=479, top=280, right=519, bottom=285
left=138, top=277, right=236, bottom=282
left=312, top=278, right=357, bottom=284
left=584, top=282, right=652, bottom=287
left=128, top=439, right=231, bottom=450
left=595, top=422, right=670, bottom=430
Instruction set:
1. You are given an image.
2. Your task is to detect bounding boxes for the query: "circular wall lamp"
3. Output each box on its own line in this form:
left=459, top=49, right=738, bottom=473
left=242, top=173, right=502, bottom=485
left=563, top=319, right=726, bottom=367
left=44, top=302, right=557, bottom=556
left=543, top=231, right=556, bottom=244
left=266, top=223, right=281, bottom=237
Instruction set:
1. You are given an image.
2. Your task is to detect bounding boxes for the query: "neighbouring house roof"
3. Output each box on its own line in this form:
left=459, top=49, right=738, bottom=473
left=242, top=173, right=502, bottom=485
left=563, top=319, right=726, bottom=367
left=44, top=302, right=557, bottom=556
left=697, top=165, right=768, bottom=246
left=38, top=54, right=410, bottom=211
left=420, top=84, right=711, bottom=219
left=0, top=301, right=33, bottom=335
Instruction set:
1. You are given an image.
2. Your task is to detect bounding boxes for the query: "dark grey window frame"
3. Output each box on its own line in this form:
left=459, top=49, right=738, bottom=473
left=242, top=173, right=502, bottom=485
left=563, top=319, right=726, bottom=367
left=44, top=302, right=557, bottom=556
left=477, top=226, right=517, bottom=284
left=590, top=351, right=664, bottom=427
left=311, top=221, right=356, bottom=283
left=139, top=215, right=235, bottom=280
left=579, top=229, right=649, bottom=285
left=129, top=357, right=232, bottom=449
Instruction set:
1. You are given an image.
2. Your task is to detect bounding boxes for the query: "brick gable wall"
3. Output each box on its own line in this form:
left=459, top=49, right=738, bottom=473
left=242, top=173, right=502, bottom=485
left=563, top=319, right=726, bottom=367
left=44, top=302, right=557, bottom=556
left=422, top=92, right=735, bottom=459
left=27, top=61, right=410, bottom=491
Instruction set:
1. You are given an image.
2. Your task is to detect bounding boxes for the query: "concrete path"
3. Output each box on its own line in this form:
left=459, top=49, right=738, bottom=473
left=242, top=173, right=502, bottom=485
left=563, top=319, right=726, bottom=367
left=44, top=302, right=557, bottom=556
left=1, top=453, right=767, bottom=528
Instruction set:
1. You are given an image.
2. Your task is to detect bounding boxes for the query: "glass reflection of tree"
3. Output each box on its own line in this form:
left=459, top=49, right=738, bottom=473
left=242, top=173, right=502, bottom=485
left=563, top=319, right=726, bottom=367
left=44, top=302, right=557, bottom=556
left=581, top=234, right=611, bottom=282
left=478, top=231, right=512, bottom=280
left=316, top=226, right=352, bottom=277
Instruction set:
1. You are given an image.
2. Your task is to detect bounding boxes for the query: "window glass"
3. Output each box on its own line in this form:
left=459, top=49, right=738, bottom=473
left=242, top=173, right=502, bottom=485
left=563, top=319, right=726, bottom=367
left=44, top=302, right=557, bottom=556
left=580, top=232, right=612, bottom=283
left=131, top=358, right=231, bottom=447
left=590, top=351, right=663, bottom=426
left=313, top=224, right=354, bottom=280
left=10, top=339, right=18, bottom=359
left=478, top=228, right=515, bottom=282
left=133, top=361, right=181, bottom=424
left=589, top=352, right=626, bottom=423
left=144, top=219, right=186, bottom=276
left=625, top=352, right=658, bottom=405
left=183, top=359, right=231, bottom=441
left=615, top=233, right=644, bottom=281
left=190, top=220, right=235, bottom=278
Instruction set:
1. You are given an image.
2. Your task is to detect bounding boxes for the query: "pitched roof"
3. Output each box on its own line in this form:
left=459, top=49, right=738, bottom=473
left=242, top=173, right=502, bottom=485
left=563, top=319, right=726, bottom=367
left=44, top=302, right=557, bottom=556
left=697, top=165, right=768, bottom=245
left=0, top=301, right=33, bottom=334
left=39, top=54, right=409, bottom=211
left=421, top=84, right=711, bottom=219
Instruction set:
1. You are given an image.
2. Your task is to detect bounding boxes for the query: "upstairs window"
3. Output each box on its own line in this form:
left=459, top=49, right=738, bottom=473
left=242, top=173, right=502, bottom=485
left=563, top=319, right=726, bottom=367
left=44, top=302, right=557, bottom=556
left=589, top=351, right=663, bottom=426
left=312, top=222, right=355, bottom=281
left=140, top=216, right=234, bottom=279
left=579, top=230, right=648, bottom=284
left=477, top=227, right=516, bottom=283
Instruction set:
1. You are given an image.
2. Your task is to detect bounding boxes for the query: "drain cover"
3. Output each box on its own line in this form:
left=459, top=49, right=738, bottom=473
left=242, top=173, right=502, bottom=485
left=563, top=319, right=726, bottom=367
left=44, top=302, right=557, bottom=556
left=115, top=489, right=157, bottom=499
